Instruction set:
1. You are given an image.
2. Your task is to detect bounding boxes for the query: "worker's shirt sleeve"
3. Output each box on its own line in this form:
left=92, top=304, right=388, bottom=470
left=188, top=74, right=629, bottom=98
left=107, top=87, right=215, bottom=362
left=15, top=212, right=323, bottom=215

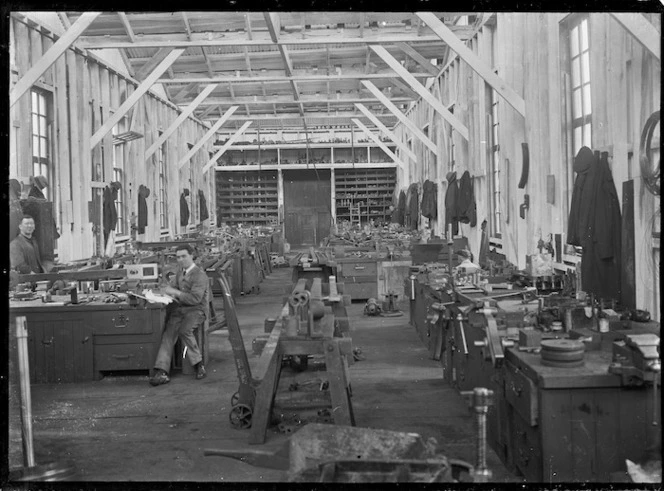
left=176, top=268, right=208, bottom=307
left=10, top=239, right=31, bottom=274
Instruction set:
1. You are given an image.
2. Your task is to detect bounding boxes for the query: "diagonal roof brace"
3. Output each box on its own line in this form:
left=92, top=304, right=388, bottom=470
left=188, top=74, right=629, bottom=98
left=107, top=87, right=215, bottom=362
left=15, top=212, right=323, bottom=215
left=352, top=118, right=407, bottom=170
left=355, top=103, right=418, bottom=162
left=609, top=13, right=660, bottom=61
left=371, top=44, right=469, bottom=141
left=203, top=121, right=253, bottom=173
left=10, top=12, right=101, bottom=107
left=417, top=12, right=526, bottom=118
left=177, top=106, right=239, bottom=169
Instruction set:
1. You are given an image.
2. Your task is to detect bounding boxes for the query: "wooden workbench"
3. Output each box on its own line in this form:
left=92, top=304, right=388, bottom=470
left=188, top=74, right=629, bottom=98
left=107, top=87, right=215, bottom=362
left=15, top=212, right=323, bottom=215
left=10, top=298, right=165, bottom=383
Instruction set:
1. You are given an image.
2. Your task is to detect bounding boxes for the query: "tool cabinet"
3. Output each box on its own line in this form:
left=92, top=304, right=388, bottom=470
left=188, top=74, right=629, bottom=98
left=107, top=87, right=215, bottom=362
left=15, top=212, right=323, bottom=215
left=10, top=300, right=165, bottom=383
left=335, top=257, right=378, bottom=300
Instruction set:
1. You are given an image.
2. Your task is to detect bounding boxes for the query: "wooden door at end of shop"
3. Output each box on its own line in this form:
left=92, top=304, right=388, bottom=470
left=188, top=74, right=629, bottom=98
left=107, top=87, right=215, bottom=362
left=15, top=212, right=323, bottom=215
left=283, top=170, right=331, bottom=246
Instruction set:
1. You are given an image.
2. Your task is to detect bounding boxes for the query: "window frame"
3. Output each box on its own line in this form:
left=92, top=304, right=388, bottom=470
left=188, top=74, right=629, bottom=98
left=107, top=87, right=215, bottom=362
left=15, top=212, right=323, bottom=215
left=111, top=115, right=128, bottom=237
left=566, top=15, right=593, bottom=157
left=30, top=88, right=51, bottom=199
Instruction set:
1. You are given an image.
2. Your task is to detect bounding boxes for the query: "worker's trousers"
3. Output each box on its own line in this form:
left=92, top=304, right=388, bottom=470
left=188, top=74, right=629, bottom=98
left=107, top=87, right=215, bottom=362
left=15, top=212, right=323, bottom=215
left=154, top=308, right=204, bottom=373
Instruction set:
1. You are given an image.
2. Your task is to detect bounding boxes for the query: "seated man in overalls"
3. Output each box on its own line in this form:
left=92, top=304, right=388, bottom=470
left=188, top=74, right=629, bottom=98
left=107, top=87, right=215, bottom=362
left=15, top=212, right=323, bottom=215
left=150, top=244, right=207, bottom=386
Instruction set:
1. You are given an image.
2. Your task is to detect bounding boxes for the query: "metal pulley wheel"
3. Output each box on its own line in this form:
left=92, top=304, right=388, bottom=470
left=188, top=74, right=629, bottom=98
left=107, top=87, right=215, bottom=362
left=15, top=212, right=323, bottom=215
left=230, top=391, right=240, bottom=407
left=540, top=339, right=585, bottom=368
left=229, top=404, right=253, bottom=429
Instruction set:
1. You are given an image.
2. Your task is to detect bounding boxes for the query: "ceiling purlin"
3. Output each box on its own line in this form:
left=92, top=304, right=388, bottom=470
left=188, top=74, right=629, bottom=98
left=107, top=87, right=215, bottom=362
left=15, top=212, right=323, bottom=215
left=300, top=13, right=306, bottom=39
left=264, top=13, right=305, bottom=118
left=244, top=13, right=253, bottom=40
left=115, top=12, right=136, bottom=78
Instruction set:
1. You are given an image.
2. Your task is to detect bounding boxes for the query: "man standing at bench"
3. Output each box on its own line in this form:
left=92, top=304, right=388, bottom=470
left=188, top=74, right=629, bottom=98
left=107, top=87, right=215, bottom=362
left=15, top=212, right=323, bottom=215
left=150, top=244, right=207, bottom=385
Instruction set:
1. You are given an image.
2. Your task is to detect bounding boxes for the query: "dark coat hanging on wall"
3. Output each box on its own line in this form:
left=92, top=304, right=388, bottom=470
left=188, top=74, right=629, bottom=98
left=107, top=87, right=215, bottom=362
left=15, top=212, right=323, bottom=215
left=404, top=183, right=419, bottom=230
left=444, top=172, right=459, bottom=236
left=420, top=180, right=438, bottom=220
left=180, top=189, right=190, bottom=227
left=199, top=190, right=209, bottom=222
left=138, top=185, right=150, bottom=234
left=567, top=147, right=622, bottom=301
left=103, top=181, right=121, bottom=245
left=457, top=171, right=477, bottom=227
left=392, top=190, right=406, bottom=225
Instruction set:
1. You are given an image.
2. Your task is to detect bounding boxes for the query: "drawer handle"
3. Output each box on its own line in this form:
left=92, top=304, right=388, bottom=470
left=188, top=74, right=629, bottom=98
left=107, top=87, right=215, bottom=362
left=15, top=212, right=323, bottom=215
left=354, top=266, right=366, bottom=270
left=112, top=354, right=134, bottom=360
left=41, top=337, right=54, bottom=346
left=81, top=336, right=90, bottom=344
left=112, top=315, right=129, bottom=328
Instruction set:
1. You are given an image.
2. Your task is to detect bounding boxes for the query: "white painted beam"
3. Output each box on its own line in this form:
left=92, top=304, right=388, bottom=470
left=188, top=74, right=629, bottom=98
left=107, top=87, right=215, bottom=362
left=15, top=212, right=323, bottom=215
left=158, top=73, right=434, bottom=84
left=177, top=106, right=239, bottom=169
left=90, top=48, right=184, bottom=148
left=352, top=118, right=406, bottom=170
left=371, top=44, right=469, bottom=141
left=355, top=103, right=418, bottom=161
left=417, top=12, right=527, bottom=117
left=10, top=12, right=101, bottom=107
left=396, top=42, right=439, bottom=76
left=145, top=84, right=219, bottom=162
left=610, top=13, right=660, bottom=61
left=361, top=80, right=437, bottom=154
left=203, top=121, right=253, bottom=173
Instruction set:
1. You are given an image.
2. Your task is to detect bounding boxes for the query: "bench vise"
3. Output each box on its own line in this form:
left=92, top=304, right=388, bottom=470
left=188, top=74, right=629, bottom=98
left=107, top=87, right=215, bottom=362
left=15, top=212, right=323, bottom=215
left=609, top=333, right=661, bottom=385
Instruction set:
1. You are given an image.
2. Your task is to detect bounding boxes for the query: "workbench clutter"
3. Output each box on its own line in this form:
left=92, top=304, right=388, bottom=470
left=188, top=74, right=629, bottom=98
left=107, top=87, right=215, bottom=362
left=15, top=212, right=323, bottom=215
left=406, top=250, right=661, bottom=482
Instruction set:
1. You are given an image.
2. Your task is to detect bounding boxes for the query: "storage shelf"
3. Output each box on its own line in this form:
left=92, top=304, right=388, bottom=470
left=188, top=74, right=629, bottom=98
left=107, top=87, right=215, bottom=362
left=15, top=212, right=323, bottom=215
left=220, top=142, right=396, bottom=150
left=334, top=167, right=396, bottom=224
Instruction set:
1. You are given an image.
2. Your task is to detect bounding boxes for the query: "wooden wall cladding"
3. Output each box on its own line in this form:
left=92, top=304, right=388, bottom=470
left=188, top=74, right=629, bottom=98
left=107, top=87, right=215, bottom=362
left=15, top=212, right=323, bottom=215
left=9, top=15, right=213, bottom=263
left=397, top=12, right=660, bottom=315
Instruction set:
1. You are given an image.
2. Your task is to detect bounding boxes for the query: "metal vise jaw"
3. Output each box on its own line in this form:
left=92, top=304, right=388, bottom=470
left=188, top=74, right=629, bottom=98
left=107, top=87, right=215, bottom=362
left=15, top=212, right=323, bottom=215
left=472, top=302, right=515, bottom=368
left=609, top=333, right=661, bottom=385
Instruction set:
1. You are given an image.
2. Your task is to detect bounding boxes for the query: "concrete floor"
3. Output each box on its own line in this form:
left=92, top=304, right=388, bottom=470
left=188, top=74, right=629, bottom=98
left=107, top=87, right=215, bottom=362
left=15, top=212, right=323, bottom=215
left=13, top=265, right=522, bottom=483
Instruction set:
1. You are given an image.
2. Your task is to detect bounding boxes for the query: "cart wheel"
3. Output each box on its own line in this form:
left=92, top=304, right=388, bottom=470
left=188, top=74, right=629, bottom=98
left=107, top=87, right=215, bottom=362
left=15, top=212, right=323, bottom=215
left=229, top=404, right=253, bottom=429
left=230, top=392, right=240, bottom=407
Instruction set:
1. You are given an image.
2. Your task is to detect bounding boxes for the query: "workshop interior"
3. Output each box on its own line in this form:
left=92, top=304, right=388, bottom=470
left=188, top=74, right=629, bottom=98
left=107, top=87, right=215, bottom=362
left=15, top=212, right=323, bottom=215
left=5, top=10, right=661, bottom=484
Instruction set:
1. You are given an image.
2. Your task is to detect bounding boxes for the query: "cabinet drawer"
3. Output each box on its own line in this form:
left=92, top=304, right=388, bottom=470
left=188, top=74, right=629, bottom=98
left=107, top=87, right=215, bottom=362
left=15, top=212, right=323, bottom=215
left=339, top=275, right=375, bottom=284
left=86, top=309, right=157, bottom=336
left=94, top=343, right=156, bottom=371
left=343, top=283, right=378, bottom=301
left=504, top=360, right=538, bottom=426
left=339, top=261, right=377, bottom=277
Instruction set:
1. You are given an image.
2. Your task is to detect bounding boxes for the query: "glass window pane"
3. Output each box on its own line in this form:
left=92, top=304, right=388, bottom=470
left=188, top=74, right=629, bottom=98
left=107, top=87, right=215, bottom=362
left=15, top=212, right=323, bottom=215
left=580, top=20, right=588, bottom=51
left=571, top=58, right=580, bottom=87
left=39, top=116, right=47, bottom=136
left=583, top=123, right=592, bottom=147
left=572, top=89, right=582, bottom=119
left=571, top=26, right=579, bottom=55
left=32, top=136, right=40, bottom=155
left=574, top=127, right=583, bottom=154
left=583, top=84, right=592, bottom=115
left=31, top=91, right=38, bottom=108
left=32, top=114, right=39, bottom=135
left=40, top=138, right=47, bottom=158
left=581, top=52, right=590, bottom=84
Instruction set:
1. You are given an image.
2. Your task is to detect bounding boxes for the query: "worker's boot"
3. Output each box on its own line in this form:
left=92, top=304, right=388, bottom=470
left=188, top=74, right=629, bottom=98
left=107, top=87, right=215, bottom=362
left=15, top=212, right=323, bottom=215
left=149, top=369, right=170, bottom=386
left=195, top=362, right=207, bottom=380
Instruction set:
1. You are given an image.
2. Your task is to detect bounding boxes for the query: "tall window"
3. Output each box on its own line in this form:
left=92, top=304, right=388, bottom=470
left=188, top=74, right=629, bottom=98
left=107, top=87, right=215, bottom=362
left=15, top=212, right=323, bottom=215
left=158, top=135, right=168, bottom=229
left=448, top=105, right=456, bottom=171
left=31, top=89, right=50, bottom=198
left=488, top=88, right=502, bottom=236
left=569, top=17, right=592, bottom=155
left=112, top=117, right=127, bottom=235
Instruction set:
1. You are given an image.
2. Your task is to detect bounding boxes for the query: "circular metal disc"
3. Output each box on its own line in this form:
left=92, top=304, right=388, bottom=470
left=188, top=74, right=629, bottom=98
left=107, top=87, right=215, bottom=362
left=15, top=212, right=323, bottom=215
left=541, top=339, right=585, bottom=352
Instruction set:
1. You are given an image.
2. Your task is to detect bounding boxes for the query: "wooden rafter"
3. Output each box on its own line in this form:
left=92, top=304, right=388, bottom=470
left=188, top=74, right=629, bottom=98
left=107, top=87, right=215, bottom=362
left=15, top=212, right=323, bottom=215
left=245, top=13, right=253, bottom=40
left=610, top=13, right=661, bottom=61
left=396, top=42, right=439, bottom=76
left=417, top=12, right=526, bottom=117
left=195, top=95, right=414, bottom=105
left=352, top=118, right=406, bottom=170
left=78, top=33, right=467, bottom=49
left=264, top=13, right=305, bottom=120
left=135, top=47, right=175, bottom=82
left=90, top=48, right=184, bottom=148
left=203, top=121, right=253, bottom=173
left=177, top=106, right=239, bottom=169
left=371, top=45, right=469, bottom=140
left=390, top=77, right=418, bottom=98
left=158, top=73, right=433, bottom=84
left=145, top=84, right=218, bottom=161
left=173, top=82, right=199, bottom=102
left=361, top=80, right=437, bottom=154
left=118, top=12, right=136, bottom=41
left=57, top=12, right=71, bottom=29
left=355, top=103, right=418, bottom=161
left=10, top=12, right=101, bottom=107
